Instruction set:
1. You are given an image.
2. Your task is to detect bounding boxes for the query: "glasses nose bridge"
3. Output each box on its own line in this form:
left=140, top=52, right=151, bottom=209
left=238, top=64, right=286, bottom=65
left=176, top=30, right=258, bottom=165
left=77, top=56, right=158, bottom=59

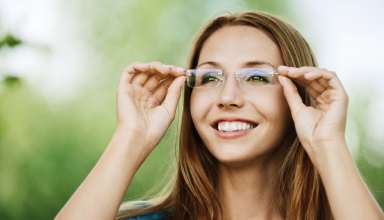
left=216, top=71, right=244, bottom=108
left=220, top=71, right=241, bottom=88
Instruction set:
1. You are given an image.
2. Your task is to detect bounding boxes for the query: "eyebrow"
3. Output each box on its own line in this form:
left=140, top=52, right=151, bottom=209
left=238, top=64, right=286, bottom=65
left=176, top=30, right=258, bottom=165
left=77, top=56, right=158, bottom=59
left=197, top=60, right=276, bottom=68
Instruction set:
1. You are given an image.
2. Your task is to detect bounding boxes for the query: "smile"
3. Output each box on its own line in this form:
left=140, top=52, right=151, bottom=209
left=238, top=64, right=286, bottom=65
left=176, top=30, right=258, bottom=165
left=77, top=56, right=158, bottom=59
left=211, top=119, right=259, bottom=139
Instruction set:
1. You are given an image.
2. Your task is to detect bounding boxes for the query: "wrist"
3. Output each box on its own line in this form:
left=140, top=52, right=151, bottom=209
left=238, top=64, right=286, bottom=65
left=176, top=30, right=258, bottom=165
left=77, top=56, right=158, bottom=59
left=309, top=138, right=352, bottom=173
left=114, top=125, right=156, bottom=152
left=314, top=137, right=348, bottom=150
left=108, top=128, right=152, bottom=171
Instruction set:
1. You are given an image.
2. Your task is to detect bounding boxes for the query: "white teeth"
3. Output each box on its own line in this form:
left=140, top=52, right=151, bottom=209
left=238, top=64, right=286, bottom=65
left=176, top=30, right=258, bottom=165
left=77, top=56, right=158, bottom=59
left=217, top=121, right=256, bottom=132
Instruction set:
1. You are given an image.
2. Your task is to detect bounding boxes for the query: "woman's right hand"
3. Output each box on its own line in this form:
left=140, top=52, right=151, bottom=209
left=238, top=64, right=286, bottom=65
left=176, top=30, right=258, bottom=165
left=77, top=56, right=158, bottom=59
left=116, top=61, right=186, bottom=153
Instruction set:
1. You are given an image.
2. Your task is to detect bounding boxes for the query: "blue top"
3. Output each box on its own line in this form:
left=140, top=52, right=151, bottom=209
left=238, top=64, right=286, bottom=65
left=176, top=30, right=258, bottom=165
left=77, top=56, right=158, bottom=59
left=121, top=201, right=172, bottom=220
left=123, top=210, right=169, bottom=220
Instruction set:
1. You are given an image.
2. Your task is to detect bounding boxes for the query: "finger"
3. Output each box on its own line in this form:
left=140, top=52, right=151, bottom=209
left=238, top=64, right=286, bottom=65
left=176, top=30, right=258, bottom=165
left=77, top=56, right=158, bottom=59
left=279, top=67, right=330, bottom=92
left=122, top=65, right=138, bottom=84
left=134, top=62, right=186, bottom=78
left=277, top=66, right=308, bottom=86
left=278, top=75, right=306, bottom=117
left=143, top=74, right=163, bottom=92
left=131, top=72, right=150, bottom=86
left=148, top=61, right=165, bottom=75
left=321, top=72, right=348, bottom=101
left=279, top=66, right=347, bottom=101
left=306, top=86, right=321, bottom=98
left=316, top=94, right=328, bottom=106
left=304, top=71, right=322, bottom=81
left=304, top=72, right=330, bottom=91
left=118, top=68, right=137, bottom=98
left=287, top=66, right=319, bottom=74
left=278, top=66, right=328, bottom=82
left=151, top=78, right=174, bottom=106
left=143, top=78, right=172, bottom=108
left=301, top=70, right=330, bottom=91
left=139, top=87, right=153, bottom=109
left=295, top=67, right=333, bottom=81
left=305, top=71, right=329, bottom=88
left=165, top=65, right=186, bottom=77
left=161, top=76, right=186, bottom=117
left=308, top=80, right=326, bottom=93
left=130, top=62, right=181, bottom=86
left=276, top=66, right=290, bottom=77
left=318, top=78, right=328, bottom=88
left=123, top=63, right=150, bottom=86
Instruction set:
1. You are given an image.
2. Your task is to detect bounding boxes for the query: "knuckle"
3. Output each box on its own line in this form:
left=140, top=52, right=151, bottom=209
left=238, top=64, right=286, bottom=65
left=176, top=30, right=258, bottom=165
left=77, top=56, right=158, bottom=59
left=158, top=65, right=169, bottom=74
left=163, top=64, right=173, bottom=72
left=326, top=70, right=337, bottom=77
left=149, top=61, right=168, bottom=74
left=129, top=62, right=141, bottom=69
left=124, top=65, right=135, bottom=74
left=125, top=62, right=143, bottom=74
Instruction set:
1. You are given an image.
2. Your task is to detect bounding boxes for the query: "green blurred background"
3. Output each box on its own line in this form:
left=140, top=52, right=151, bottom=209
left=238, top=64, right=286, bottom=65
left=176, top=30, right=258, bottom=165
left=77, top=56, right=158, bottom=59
left=0, top=0, right=383, bottom=219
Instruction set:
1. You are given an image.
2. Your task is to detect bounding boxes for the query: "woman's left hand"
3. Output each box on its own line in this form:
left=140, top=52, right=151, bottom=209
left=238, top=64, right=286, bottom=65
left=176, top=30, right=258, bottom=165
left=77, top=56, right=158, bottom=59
left=276, top=66, right=349, bottom=155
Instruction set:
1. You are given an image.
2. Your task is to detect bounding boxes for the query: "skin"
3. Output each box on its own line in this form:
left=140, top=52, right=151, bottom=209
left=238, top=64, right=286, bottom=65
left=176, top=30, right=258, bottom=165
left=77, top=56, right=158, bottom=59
left=55, top=26, right=384, bottom=220
left=190, top=25, right=289, bottom=219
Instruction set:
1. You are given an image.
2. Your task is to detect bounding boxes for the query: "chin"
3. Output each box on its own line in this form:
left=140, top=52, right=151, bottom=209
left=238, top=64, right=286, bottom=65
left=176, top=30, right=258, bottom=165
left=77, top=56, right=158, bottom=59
left=207, top=144, right=278, bottom=168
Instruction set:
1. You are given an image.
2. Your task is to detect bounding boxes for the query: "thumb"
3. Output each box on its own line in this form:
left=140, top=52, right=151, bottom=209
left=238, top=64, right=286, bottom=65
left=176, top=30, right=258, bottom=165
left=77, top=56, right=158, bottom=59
left=278, top=75, right=305, bottom=117
left=161, top=76, right=186, bottom=117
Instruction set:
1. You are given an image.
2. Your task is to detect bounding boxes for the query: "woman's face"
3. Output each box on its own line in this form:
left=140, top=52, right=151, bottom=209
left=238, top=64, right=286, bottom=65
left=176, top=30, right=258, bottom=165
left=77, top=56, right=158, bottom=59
left=190, top=25, right=291, bottom=167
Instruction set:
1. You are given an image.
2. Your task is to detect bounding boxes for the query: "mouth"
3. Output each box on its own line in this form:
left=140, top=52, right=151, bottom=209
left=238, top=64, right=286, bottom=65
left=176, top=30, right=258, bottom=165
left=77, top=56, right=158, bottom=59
left=210, top=118, right=259, bottom=139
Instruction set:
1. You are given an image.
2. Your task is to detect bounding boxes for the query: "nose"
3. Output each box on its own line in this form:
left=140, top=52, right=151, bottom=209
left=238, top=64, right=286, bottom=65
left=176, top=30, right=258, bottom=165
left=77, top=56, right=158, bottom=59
left=217, top=75, right=245, bottom=109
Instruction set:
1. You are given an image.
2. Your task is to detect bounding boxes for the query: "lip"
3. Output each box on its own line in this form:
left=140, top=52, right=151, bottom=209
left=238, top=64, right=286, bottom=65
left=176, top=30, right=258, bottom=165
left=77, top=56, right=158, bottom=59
left=213, top=128, right=254, bottom=139
left=210, top=117, right=259, bottom=140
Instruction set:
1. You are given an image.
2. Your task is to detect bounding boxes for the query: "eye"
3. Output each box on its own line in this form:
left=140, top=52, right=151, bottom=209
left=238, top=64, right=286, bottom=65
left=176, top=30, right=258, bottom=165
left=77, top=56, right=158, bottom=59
left=243, top=69, right=271, bottom=84
left=248, top=74, right=268, bottom=82
left=200, top=70, right=221, bottom=84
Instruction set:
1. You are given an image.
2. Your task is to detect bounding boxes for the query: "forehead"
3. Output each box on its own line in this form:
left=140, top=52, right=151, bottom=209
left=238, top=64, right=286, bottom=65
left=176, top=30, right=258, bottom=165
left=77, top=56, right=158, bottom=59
left=197, top=25, right=283, bottom=67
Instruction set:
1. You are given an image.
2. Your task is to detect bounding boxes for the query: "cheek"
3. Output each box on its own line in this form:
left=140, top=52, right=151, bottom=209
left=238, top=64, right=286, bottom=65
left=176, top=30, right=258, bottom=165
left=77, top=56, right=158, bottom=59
left=190, top=90, right=210, bottom=124
left=248, top=87, right=290, bottom=123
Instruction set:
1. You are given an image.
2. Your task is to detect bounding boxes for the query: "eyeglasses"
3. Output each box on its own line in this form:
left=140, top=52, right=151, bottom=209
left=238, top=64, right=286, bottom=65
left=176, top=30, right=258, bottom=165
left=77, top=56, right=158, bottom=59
left=185, top=67, right=278, bottom=89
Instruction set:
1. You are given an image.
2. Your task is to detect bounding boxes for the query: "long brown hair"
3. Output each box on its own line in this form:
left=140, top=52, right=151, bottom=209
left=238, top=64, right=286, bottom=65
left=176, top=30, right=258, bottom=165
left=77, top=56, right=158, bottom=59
left=117, top=11, right=333, bottom=220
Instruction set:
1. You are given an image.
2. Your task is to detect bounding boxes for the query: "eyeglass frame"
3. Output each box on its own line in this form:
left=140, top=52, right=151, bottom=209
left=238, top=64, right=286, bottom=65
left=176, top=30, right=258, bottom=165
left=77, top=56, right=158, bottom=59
left=184, top=66, right=279, bottom=89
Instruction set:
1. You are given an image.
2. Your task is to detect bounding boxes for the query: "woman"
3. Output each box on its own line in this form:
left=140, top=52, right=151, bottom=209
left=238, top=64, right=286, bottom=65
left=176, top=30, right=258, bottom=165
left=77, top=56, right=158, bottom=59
left=55, top=11, right=384, bottom=220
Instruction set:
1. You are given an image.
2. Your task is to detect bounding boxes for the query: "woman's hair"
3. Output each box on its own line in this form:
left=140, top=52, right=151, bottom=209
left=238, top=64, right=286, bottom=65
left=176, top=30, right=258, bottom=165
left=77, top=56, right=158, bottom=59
left=117, top=11, right=333, bottom=220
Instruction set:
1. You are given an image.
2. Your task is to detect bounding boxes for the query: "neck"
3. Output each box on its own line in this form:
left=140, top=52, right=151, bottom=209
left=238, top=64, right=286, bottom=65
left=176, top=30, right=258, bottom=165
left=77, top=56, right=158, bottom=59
left=217, top=154, right=283, bottom=220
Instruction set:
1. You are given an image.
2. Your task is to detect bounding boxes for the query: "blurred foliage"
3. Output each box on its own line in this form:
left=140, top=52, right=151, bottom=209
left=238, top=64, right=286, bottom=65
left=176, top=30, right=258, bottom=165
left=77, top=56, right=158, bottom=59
left=0, top=33, right=22, bottom=48
left=2, top=75, right=22, bottom=87
left=349, top=91, right=384, bottom=209
left=0, top=0, right=382, bottom=220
